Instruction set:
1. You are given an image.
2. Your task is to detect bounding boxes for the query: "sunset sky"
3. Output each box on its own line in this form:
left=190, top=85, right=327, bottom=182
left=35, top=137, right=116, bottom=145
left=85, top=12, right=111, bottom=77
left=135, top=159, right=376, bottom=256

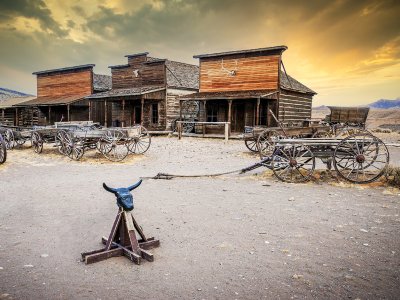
left=0, top=0, right=399, bottom=106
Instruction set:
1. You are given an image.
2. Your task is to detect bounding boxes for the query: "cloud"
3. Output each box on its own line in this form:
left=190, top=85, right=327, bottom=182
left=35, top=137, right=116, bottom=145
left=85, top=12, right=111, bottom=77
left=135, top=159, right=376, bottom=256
left=0, top=0, right=68, bottom=37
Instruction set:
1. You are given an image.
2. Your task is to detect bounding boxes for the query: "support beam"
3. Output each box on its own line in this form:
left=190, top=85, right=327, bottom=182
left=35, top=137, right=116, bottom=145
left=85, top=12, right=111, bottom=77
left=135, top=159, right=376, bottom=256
left=104, top=100, right=107, bottom=127
left=179, top=100, right=182, bottom=121
left=88, top=100, right=92, bottom=121
left=48, top=106, right=51, bottom=125
left=67, top=104, right=70, bottom=122
left=31, top=107, right=34, bottom=126
left=122, top=99, right=125, bottom=127
left=141, top=99, right=144, bottom=125
left=227, top=100, right=232, bottom=136
left=256, top=97, right=260, bottom=126
left=15, top=108, right=19, bottom=126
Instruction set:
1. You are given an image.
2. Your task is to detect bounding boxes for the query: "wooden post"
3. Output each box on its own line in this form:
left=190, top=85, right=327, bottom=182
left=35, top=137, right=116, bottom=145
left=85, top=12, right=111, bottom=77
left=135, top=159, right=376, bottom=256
left=228, top=100, right=232, bottom=136
left=104, top=100, right=107, bottom=127
left=14, top=108, right=19, bottom=126
left=179, top=100, right=182, bottom=121
left=122, top=99, right=125, bottom=127
left=31, top=107, right=34, bottom=126
left=178, top=121, right=182, bottom=140
left=67, top=104, right=70, bottom=122
left=48, top=106, right=51, bottom=125
left=224, top=123, right=229, bottom=142
left=256, top=97, right=260, bottom=126
left=88, top=100, right=92, bottom=121
left=141, top=99, right=144, bottom=125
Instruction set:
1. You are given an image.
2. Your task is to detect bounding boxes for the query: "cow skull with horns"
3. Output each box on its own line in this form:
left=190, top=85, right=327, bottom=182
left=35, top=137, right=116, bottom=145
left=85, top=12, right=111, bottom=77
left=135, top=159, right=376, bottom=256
left=102, top=179, right=142, bottom=211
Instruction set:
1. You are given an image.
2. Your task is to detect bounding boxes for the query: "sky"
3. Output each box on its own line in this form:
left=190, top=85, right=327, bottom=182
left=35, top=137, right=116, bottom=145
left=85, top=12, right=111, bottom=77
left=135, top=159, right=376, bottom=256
left=0, top=0, right=399, bottom=106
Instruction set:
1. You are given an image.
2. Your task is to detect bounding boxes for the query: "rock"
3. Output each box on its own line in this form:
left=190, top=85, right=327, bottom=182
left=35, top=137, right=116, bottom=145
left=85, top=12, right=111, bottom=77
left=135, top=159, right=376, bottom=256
left=23, top=264, right=34, bottom=268
left=0, top=267, right=3, bottom=270
left=363, top=243, right=369, bottom=246
left=265, top=241, right=270, bottom=244
left=288, top=197, right=295, bottom=201
left=292, top=274, right=303, bottom=279
left=249, top=251, right=254, bottom=254
left=40, top=254, right=49, bottom=258
left=197, top=288, right=202, bottom=291
left=360, top=229, right=369, bottom=233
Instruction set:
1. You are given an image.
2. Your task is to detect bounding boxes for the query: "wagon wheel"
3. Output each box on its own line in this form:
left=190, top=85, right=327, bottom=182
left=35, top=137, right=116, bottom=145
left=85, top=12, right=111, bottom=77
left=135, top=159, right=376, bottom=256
left=100, top=129, right=129, bottom=162
left=127, top=126, right=151, bottom=154
left=0, top=136, right=6, bottom=164
left=56, top=130, right=70, bottom=155
left=15, top=133, right=26, bottom=146
left=4, top=129, right=16, bottom=150
left=171, top=119, right=178, bottom=132
left=31, top=131, right=43, bottom=153
left=245, top=138, right=258, bottom=152
left=68, top=137, right=85, bottom=161
left=181, top=100, right=200, bottom=118
left=333, top=133, right=389, bottom=184
left=257, top=130, right=279, bottom=159
left=271, top=144, right=315, bottom=183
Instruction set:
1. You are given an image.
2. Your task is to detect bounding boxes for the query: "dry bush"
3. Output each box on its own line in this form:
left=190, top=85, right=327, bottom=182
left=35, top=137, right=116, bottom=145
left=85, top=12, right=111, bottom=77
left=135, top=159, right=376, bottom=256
left=384, top=165, right=400, bottom=187
left=373, top=128, right=392, bottom=133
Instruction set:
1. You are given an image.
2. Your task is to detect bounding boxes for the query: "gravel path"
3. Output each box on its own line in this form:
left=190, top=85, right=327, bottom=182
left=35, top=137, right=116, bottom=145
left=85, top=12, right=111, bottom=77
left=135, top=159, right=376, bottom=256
left=0, top=137, right=399, bottom=299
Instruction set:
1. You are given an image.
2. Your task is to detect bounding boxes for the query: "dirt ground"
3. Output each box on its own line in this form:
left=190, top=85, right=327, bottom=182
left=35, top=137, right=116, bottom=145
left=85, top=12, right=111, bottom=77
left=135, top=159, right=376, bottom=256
left=0, top=136, right=399, bottom=300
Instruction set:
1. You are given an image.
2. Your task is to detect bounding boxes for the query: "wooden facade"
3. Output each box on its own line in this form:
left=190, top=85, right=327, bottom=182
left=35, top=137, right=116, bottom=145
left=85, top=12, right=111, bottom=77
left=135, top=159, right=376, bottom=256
left=181, top=46, right=316, bottom=133
left=14, top=65, right=111, bottom=126
left=86, top=52, right=199, bottom=130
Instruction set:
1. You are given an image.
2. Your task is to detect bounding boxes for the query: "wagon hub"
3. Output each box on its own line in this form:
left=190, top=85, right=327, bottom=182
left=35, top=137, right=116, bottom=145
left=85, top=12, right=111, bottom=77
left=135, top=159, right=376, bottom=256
left=356, top=154, right=365, bottom=163
left=289, top=159, right=297, bottom=167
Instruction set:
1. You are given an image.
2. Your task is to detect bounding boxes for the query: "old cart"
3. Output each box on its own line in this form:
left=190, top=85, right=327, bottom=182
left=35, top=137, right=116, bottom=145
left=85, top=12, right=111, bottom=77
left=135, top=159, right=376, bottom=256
left=252, top=106, right=370, bottom=158
left=57, top=125, right=151, bottom=162
left=0, top=125, right=32, bottom=150
left=268, top=131, right=389, bottom=184
left=0, top=133, right=6, bottom=164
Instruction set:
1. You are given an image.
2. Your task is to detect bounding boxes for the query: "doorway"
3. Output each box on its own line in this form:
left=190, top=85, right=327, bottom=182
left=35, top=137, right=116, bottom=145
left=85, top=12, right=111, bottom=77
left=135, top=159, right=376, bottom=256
left=231, top=102, right=245, bottom=132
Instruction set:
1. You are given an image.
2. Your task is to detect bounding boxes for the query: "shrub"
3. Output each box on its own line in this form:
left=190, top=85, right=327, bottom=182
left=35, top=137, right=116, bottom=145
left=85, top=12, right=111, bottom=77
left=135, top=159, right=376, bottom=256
left=384, top=165, right=400, bottom=187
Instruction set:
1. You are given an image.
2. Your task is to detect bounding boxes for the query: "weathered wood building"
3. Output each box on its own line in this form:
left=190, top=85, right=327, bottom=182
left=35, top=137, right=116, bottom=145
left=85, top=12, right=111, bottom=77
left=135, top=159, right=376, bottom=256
left=16, top=64, right=111, bottom=126
left=0, top=96, right=35, bottom=126
left=86, top=52, right=199, bottom=130
left=180, top=46, right=316, bottom=133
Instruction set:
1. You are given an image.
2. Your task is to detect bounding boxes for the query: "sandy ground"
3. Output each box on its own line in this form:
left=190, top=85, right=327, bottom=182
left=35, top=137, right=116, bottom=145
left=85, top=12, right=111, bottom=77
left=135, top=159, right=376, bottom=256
left=0, top=137, right=399, bottom=300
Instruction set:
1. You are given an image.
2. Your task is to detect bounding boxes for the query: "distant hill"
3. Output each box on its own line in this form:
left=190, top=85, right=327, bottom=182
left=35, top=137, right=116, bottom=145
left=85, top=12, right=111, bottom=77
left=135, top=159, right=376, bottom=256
left=367, top=98, right=400, bottom=109
left=0, top=88, right=32, bottom=102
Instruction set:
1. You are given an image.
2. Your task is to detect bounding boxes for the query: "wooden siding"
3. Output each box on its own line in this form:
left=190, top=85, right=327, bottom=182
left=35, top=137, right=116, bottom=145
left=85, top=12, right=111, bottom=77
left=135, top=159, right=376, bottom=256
left=278, top=89, right=312, bottom=123
left=112, top=61, right=166, bottom=89
left=37, top=69, right=93, bottom=98
left=199, top=54, right=280, bottom=92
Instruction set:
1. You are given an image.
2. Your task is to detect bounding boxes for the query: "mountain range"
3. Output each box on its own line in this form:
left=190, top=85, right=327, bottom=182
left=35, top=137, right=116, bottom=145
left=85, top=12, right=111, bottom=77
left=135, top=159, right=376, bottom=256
left=0, top=87, right=32, bottom=102
left=314, top=98, right=400, bottom=109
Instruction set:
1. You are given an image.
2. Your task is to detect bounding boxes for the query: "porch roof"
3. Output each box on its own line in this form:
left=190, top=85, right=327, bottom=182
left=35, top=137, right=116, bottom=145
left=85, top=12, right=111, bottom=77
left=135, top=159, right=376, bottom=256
left=85, top=86, right=166, bottom=99
left=0, top=96, right=36, bottom=109
left=16, top=95, right=85, bottom=106
left=179, top=89, right=278, bottom=100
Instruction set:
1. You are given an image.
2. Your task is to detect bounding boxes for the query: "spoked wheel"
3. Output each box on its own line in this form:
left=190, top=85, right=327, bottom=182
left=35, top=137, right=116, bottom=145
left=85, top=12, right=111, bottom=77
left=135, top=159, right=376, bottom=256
left=271, top=144, right=315, bottom=183
left=68, top=139, right=85, bottom=161
left=100, top=129, right=129, bottom=162
left=333, top=133, right=389, bottom=184
left=4, top=129, right=16, bottom=150
left=127, top=126, right=151, bottom=154
left=31, top=131, right=43, bottom=153
left=245, top=138, right=258, bottom=152
left=56, top=130, right=70, bottom=155
left=0, top=136, right=6, bottom=164
left=182, top=120, right=195, bottom=133
left=257, top=130, right=279, bottom=159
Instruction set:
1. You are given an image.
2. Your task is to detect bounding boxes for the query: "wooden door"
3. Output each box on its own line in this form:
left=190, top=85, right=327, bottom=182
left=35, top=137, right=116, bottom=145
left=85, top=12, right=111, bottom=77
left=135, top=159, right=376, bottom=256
left=231, top=102, right=245, bottom=132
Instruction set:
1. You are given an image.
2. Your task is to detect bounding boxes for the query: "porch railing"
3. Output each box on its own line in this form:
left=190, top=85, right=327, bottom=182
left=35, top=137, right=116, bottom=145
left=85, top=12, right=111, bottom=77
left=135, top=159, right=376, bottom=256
left=176, top=121, right=231, bottom=141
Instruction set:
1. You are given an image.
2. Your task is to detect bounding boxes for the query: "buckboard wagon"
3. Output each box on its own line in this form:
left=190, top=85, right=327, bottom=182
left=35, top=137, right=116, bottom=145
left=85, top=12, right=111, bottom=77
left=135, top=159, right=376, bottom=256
left=244, top=106, right=370, bottom=156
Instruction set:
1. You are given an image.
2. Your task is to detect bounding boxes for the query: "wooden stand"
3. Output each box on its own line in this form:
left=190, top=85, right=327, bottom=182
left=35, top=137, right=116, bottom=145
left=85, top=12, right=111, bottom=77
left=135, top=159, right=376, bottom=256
left=81, top=208, right=160, bottom=265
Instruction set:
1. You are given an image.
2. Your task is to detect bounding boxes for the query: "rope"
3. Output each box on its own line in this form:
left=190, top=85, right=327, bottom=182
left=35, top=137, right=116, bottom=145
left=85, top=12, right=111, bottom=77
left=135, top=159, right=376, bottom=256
left=140, top=157, right=272, bottom=180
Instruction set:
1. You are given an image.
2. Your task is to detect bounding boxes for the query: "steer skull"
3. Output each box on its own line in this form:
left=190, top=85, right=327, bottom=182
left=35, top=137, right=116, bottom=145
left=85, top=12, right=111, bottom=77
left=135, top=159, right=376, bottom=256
left=103, top=180, right=142, bottom=211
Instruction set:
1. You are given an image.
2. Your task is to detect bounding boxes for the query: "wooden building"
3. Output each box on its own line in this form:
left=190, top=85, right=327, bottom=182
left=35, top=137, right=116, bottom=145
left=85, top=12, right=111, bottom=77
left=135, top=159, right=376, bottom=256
left=16, top=64, right=111, bottom=126
left=180, top=46, right=316, bottom=133
left=0, top=96, right=35, bottom=126
left=86, top=52, right=199, bottom=130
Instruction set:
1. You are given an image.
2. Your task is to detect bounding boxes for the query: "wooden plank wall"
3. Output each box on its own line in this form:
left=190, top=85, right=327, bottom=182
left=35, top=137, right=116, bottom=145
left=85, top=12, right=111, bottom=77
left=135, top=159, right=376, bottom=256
left=199, top=54, right=280, bottom=92
left=112, top=55, right=166, bottom=89
left=278, top=89, right=312, bottom=124
left=37, top=69, right=93, bottom=98
left=142, top=100, right=166, bottom=131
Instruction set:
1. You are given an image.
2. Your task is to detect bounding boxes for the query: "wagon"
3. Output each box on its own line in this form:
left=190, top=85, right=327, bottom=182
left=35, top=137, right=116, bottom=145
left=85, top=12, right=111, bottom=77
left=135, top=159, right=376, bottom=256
left=247, top=106, right=370, bottom=158
left=268, top=131, right=389, bottom=184
left=0, top=133, right=6, bottom=164
left=0, top=125, right=32, bottom=150
left=57, top=125, right=151, bottom=162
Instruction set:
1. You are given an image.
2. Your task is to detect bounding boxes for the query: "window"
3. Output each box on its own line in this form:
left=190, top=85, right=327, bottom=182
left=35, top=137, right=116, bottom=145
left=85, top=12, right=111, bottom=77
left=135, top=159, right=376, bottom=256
left=151, top=103, right=159, bottom=124
left=207, top=104, right=218, bottom=122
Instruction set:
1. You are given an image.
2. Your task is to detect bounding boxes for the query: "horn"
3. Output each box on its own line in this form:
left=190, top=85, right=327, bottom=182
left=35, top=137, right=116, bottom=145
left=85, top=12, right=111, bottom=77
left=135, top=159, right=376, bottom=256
left=128, top=179, right=142, bottom=191
left=103, top=183, right=117, bottom=194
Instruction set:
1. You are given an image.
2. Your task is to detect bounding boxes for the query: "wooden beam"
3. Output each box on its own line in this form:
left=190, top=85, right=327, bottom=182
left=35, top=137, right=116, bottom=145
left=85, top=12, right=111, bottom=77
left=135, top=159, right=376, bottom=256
left=104, top=100, right=107, bottom=127
left=179, top=100, right=182, bottom=121
left=227, top=100, right=232, bottom=136
left=15, top=108, right=19, bottom=126
left=31, top=107, right=34, bottom=126
left=141, top=98, right=144, bottom=125
left=256, top=97, right=260, bottom=126
left=48, top=106, right=51, bottom=125
left=122, top=99, right=125, bottom=127
left=67, top=104, right=70, bottom=122
left=88, top=101, right=92, bottom=121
